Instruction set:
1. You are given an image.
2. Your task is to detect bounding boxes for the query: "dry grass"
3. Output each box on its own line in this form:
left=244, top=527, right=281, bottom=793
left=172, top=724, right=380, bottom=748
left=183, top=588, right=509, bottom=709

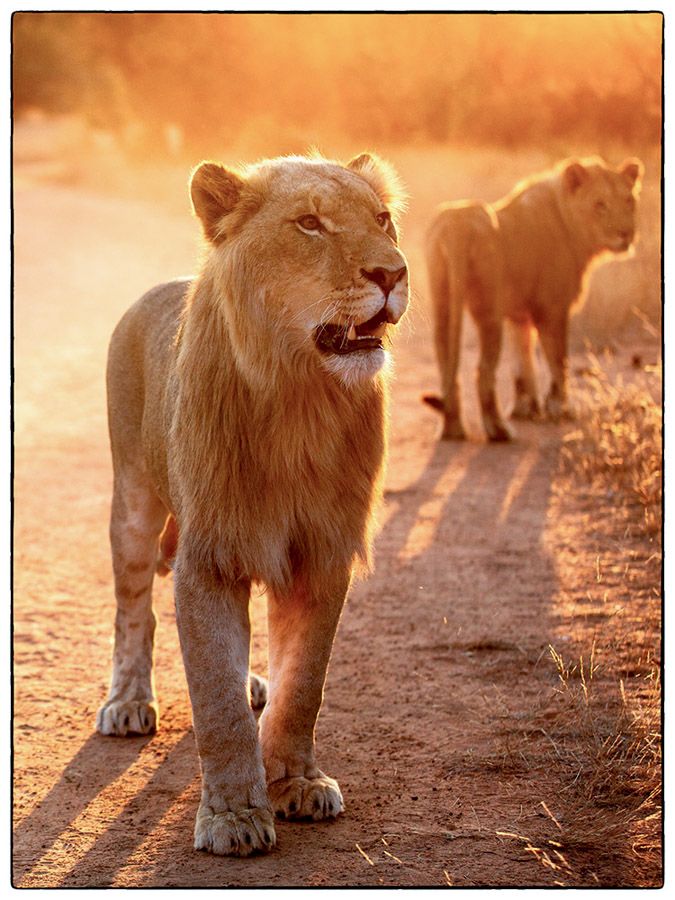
left=563, top=353, right=662, bottom=538
left=540, top=354, right=662, bottom=885
left=495, top=637, right=660, bottom=885
left=547, top=645, right=661, bottom=874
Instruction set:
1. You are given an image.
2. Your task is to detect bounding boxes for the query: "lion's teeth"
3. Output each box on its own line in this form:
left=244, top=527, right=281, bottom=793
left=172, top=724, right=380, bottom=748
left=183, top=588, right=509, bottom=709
left=348, top=324, right=357, bottom=340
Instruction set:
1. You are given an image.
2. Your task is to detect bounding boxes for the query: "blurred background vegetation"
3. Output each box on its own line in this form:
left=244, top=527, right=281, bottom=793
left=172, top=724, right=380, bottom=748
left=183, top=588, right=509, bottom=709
left=12, top=12, right=662, bottom=156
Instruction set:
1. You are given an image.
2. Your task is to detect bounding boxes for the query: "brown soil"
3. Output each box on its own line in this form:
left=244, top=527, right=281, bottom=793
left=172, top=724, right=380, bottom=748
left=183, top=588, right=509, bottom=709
left=12, top=170, right=660, bottom=888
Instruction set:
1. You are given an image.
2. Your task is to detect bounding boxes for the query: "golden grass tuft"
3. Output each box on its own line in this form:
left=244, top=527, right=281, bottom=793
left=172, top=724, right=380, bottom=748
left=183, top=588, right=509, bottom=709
left=562, top=354, right=662, bottom=538
left=544, top=644, right=661, bottom=883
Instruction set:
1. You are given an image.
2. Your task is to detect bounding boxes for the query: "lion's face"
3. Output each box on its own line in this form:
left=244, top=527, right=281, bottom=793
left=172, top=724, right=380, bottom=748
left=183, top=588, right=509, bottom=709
left=562, top=157, right=643, bottom=255
left=191, top=155, right=409, bottom=387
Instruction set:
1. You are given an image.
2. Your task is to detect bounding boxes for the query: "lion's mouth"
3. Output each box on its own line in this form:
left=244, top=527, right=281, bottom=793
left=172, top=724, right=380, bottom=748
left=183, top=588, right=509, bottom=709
left=314, top=307, right=389, bottom=356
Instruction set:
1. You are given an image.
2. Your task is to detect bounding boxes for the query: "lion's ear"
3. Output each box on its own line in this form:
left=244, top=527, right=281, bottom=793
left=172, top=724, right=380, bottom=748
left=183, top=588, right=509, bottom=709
left=190, top=162, right=245, bottom=242
left=562, top=160, right=589, bottom=194
left=619, top=157, right=644, bottom=190
left=347, top=152, right=406, bottom=215
left=348, top=153, right=376, bottom=175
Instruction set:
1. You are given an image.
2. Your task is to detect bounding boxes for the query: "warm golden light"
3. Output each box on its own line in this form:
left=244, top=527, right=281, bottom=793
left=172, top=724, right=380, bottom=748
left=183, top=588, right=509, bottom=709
left=12, top=12, right=662, bottom=159
left=12, top=11, right=662, bottom=889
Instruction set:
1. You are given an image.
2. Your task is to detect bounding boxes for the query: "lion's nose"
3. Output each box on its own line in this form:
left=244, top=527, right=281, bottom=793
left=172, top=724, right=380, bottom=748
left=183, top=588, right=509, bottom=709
left=360, top=265, right=407, bottom=299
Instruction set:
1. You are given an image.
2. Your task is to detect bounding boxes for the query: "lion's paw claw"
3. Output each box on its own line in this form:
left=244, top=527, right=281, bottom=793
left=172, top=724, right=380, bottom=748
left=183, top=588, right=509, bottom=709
left=96, top=700, right=158, bottom=736
left=268, top=774, right=344, bottom=821
left=194, top=804, right=276, bottom=856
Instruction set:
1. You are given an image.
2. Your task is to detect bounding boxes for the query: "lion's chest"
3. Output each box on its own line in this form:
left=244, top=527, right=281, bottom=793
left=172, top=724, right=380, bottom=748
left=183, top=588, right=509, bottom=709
left=173, top=388, right=385, bottom=595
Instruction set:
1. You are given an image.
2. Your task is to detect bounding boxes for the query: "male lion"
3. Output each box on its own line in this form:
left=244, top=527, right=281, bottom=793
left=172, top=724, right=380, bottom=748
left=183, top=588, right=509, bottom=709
left=96, top=153, right=409, bottom=856
left=423, top=155, right=643, bottom=440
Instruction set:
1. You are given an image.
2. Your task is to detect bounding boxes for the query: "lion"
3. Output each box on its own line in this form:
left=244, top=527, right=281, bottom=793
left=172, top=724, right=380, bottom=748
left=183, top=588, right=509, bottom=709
left=422, top=155, right=643, bottom=440
left=95, top=152, right=409, bottom=856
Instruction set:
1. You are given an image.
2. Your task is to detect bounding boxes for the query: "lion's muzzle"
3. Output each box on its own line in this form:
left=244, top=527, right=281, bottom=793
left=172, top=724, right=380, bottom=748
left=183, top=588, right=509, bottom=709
left=360, top=264, right=407, bottom=302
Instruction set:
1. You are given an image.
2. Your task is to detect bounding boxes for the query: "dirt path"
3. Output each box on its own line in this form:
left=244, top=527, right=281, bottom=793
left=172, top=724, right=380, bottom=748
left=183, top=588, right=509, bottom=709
left=10, top=175, right=643, bottom=887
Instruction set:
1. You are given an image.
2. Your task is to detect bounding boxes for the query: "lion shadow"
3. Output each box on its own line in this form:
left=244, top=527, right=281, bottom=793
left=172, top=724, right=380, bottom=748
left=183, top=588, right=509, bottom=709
left=12, top=730, right=197, bottom=887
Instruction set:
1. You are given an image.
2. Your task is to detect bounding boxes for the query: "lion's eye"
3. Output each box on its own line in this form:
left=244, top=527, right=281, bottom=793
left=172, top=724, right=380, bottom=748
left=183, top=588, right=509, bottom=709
left=297, top=214, right=323, bottom=233
left=376, top=211, right=391, bottom=228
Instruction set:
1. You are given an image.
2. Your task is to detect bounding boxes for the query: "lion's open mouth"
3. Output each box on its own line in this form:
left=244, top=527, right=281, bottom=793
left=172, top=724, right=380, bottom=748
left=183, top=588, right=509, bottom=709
left=314, top=307, right=389, bottom=356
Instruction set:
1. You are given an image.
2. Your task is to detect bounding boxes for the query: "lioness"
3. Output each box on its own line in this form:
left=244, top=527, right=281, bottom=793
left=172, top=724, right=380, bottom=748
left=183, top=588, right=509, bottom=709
left=423, top=156, right=643, bottom=440
left=96, top=153, right=409, bottom=856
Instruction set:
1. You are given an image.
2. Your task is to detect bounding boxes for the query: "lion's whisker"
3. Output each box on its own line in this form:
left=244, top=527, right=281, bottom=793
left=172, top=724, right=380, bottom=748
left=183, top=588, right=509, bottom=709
left=287, top=293, right=335, bottom=327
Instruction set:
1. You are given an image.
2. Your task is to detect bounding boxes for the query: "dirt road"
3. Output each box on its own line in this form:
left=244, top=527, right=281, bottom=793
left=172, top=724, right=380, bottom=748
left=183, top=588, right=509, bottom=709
left=11, top=173, right=647, bottom=887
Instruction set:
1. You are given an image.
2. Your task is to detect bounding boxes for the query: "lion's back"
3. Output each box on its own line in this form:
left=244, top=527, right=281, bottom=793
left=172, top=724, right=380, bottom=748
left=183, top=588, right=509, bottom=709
left=426, top=200, right=501, bottom=293
left=107, top=278, right=192, bottom=490
left=427, top=200, right=497, bottom=254
left=493, top=181, right=572, bottom=311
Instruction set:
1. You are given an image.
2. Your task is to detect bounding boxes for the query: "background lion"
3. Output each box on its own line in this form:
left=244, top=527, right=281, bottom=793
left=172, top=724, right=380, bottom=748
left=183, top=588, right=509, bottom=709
left=96, top=152, right=409, bottom=856
left=423, top=155, right=644, bottom=441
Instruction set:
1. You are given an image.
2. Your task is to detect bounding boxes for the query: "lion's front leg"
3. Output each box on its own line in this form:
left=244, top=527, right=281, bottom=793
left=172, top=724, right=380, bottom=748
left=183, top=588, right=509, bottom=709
left=259, top=570, right=350, bottom=822
left=174, top=562, right=275, bottom=856
left=509, top=320, right=542, bottom=420
left=538, top=317, right=572, bottom=422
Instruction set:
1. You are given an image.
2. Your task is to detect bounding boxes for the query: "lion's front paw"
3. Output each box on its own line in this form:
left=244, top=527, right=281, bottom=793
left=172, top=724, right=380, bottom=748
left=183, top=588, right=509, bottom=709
left=194, top=804, right=276, bottom=856
left=249, top=673, right=268, bottom=710
left=268, top=774, right=344, bottom=821
left=544, top=394, right=572, bottom=422
left=511, top=393, right=541, bottom=421
left=96, top=699, right=158, bottom=736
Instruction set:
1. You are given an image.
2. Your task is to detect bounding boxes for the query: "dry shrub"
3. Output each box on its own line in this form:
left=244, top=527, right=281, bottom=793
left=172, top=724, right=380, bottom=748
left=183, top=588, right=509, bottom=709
left=12, top=13, right=662, bottom=154
left=562, top=354, right=662, bottom=539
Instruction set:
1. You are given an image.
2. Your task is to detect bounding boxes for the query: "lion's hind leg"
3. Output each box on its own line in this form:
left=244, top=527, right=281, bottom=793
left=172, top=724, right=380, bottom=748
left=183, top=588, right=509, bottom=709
left=97, top=471, right=167, bottom=736
left=425, top=226, right=466, bottom=441
left=474, top=312, right=514, bottom=442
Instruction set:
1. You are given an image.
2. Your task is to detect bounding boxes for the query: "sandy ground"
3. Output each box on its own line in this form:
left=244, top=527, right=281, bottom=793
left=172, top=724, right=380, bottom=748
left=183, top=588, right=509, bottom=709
left=11, top=170, right=658, bottom=888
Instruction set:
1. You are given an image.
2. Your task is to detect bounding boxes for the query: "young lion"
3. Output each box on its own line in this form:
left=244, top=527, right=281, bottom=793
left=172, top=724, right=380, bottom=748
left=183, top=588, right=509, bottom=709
left=96, top=153, right=409, bottom=856
left=423, top=156, right=643, bottom=440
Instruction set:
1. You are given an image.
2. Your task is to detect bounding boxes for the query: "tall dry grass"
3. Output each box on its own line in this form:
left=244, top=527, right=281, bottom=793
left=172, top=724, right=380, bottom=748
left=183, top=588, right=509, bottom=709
left=563, top=353, right=662, bottom=539
left=543, top=356, right=662, bottom=885
left=547, top=644, right=661, bottom=880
